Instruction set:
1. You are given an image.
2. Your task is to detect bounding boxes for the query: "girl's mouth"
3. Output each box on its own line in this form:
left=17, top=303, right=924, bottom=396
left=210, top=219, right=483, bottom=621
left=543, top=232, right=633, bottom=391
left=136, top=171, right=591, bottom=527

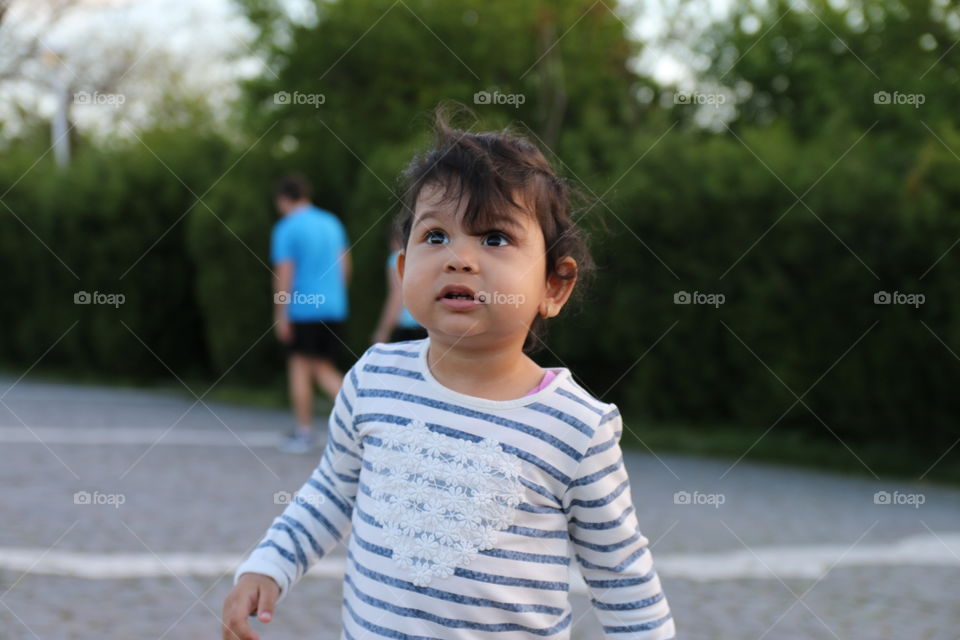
left=437, top=284, right=477, bottom=300
left=439, top=295, right=481, bottom=310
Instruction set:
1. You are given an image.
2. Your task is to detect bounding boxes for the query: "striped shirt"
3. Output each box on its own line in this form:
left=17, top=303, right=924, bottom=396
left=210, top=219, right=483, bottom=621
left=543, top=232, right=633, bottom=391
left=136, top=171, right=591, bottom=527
left=234, top=338, right=675, bottom=639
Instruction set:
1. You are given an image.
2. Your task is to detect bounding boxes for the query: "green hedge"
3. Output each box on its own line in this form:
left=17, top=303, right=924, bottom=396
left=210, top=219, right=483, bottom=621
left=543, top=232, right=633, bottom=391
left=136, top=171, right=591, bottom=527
left=2, top=121, right=958, bottom=466
left=550, top=122, right=960, bottom=460
left=0, top=130, right=226, bottom=380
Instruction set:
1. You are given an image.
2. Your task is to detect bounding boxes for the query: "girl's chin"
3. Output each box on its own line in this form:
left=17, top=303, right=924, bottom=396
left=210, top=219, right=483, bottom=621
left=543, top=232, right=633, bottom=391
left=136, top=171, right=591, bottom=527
left=429, top=319, right=488, bottom=337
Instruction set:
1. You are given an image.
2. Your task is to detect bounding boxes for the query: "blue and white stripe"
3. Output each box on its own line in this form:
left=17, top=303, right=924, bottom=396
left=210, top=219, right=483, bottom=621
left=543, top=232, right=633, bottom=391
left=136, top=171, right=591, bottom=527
left=235, top=338, right=674, bottom=639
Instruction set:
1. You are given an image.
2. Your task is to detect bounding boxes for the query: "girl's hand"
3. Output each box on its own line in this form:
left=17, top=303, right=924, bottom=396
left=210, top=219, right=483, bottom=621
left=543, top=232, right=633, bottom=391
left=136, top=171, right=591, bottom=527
left=222, top=573, right=280, bottom=640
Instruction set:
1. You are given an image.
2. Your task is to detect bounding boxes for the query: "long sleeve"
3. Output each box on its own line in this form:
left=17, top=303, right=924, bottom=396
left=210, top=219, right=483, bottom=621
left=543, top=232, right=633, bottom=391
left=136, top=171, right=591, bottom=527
left=233, top=359, right=364, bottom=603
left=563, top=406, right=675, bottom=638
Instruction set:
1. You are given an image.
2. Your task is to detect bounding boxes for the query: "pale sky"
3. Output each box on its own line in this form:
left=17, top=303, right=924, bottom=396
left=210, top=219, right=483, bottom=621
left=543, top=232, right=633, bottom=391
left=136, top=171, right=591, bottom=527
left=1, top=0, right=739, bottom=138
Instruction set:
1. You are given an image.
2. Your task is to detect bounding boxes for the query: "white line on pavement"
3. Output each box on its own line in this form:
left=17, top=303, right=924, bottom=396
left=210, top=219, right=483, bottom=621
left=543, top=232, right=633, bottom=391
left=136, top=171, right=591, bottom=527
left=1, top=533, right=958, bottom=592
left=0, top=427, right=281, bottom=447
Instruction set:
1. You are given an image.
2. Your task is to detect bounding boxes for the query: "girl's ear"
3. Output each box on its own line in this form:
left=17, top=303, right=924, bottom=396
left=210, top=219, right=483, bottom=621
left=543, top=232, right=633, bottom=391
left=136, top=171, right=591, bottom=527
left=539, top=256, right=577, bottom=319
left=397, top=250, right=406, bottom=282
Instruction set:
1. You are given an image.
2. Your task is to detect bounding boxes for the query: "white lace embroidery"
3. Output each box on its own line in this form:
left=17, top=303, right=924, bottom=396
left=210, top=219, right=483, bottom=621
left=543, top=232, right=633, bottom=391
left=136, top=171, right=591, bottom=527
left=365, top=418, right=523, bottom=586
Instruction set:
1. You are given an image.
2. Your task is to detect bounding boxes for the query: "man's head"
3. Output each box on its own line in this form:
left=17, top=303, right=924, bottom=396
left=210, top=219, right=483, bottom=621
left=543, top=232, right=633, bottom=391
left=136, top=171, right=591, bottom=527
left=274, top=174, right=312, bottom=215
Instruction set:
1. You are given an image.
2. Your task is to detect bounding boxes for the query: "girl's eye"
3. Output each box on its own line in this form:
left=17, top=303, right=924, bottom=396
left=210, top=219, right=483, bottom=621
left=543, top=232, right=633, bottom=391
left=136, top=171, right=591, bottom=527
left=482, top=232, right=510, bottom=247
left=425, top=229, right=448, bottom=245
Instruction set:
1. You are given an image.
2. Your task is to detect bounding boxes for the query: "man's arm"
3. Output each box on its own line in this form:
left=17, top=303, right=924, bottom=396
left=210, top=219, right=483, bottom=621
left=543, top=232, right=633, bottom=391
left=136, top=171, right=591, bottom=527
left=274, top=261, right=294, bottom=343
left=372, top=262, right=404, bottom=343
left=340, top=249, right=352, bottom=285
left=274, top=261, right=294, bottom=321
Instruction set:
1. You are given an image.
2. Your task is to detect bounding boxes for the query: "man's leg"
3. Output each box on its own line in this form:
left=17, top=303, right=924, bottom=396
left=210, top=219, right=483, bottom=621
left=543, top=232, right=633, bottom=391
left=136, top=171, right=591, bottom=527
left=287, top=354, right=315, bottom=432
left=311, top=357, right=344, bottom=402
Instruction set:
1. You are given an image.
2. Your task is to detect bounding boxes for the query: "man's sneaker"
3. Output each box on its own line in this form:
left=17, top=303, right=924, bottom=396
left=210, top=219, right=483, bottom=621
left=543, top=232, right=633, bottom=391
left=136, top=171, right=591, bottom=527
left=278, top=431, right=314, bottom=454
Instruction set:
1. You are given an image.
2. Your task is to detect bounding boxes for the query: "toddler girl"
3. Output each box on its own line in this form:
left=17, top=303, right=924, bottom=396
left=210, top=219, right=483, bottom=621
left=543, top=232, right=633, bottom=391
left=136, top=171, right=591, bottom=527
left=222, top=110, right=675, bottom=639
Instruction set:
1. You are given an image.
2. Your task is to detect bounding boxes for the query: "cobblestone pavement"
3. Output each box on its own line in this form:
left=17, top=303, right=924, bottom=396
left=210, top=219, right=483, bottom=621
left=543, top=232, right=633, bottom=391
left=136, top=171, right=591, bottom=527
left=1, top=377, right=958, bottom=639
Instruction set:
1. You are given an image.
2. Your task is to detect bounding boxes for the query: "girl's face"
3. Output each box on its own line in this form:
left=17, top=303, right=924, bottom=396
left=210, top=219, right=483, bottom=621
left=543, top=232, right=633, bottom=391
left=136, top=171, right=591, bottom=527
left=398, top=182, right=575, bottom=348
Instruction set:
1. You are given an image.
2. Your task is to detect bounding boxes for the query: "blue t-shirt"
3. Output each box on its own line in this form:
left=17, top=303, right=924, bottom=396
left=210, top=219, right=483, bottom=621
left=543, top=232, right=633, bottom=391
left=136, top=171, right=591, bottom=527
left=387, top=250, right=420, bottom=329
left=271, top=204, right=349, bottom=321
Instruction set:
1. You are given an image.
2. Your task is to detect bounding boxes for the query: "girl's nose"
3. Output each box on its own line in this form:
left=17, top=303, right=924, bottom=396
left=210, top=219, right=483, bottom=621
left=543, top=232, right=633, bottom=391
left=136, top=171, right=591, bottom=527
left=443, top=245, right=479, bottom=273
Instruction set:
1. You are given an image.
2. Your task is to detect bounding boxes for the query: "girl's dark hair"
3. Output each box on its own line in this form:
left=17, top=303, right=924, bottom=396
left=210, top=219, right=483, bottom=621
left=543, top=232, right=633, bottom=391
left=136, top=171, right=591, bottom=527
left=395, top=105, right=595, bottom=355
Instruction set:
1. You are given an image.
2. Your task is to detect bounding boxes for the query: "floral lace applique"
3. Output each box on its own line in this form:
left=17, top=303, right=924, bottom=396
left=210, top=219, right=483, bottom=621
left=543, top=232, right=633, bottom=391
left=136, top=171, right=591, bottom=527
left=365, top=418, right=523, bottom=586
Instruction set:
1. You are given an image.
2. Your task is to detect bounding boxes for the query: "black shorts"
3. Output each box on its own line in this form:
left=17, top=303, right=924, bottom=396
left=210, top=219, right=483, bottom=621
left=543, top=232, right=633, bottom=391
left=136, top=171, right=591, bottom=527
left=288, top=321, right=343, bottom=359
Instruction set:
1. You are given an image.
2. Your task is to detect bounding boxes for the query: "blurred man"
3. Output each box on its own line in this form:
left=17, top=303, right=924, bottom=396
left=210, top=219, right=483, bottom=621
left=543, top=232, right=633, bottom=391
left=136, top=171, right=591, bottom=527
left=271, top=174, right=351, bottom=453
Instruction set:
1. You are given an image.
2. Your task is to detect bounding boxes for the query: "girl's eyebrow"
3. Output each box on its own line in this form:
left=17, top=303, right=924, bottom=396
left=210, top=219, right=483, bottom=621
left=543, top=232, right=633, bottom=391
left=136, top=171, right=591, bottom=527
left=414, top=210, right=526, bottom=235
left=413, top=211, right=444, bottom=226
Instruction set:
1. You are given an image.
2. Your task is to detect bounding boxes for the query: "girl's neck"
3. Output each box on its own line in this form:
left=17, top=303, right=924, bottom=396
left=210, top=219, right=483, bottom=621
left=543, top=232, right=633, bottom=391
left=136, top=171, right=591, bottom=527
left=426, top=335, right=544, bottom=401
